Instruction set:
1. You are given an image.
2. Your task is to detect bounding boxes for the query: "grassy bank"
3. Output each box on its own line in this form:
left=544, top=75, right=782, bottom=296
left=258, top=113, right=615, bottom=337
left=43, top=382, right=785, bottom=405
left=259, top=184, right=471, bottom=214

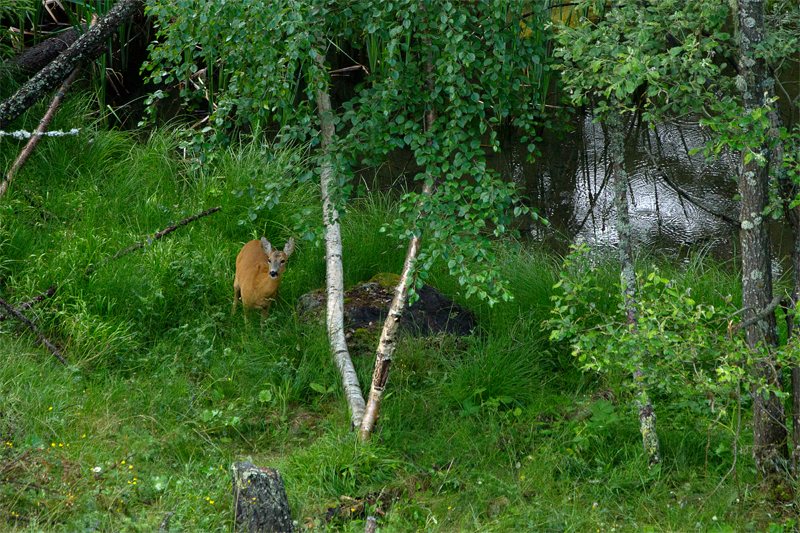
left=0, top=109, right=795, bottom=532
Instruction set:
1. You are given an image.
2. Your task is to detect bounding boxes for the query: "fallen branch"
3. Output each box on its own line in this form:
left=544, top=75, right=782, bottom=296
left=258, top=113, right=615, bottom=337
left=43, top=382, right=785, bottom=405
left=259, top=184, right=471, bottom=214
left=1, top=206, right=221, bottom=325
left=0, top=285, right=58, bottom=322
left=1, top=68, right=81, bottom=198
left=1, top=478, right=58, bottom=494
left=0, top=294, right=66, bottom=366
left=85, top=206, right=222, bottom=275
left=157, top=505, right=177, bottom=533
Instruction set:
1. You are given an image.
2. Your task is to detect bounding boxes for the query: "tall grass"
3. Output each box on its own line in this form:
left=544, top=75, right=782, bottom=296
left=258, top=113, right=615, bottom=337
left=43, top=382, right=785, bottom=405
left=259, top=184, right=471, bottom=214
left=0, top=102, right=791, bottom=531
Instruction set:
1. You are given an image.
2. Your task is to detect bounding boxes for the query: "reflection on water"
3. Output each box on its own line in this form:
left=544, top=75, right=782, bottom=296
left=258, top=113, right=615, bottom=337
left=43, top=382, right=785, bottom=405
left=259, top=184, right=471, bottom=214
left=501, top=112, right=742, bottom=262
left=377, top=109, right=793, bottom=273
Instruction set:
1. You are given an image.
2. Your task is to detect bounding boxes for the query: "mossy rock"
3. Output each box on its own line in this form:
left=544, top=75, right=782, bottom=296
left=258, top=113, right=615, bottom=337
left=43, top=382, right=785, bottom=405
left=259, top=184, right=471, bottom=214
left=368, top=272, right=401, bottom=288
left=352, top=328, right=375, bottom=344
left=297, top=274, right=476, bottom=341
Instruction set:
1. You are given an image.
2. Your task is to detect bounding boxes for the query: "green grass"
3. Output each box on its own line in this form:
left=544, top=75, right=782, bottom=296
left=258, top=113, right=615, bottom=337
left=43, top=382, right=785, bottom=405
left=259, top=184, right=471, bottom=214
left=0, top=103, right=796, bottom=532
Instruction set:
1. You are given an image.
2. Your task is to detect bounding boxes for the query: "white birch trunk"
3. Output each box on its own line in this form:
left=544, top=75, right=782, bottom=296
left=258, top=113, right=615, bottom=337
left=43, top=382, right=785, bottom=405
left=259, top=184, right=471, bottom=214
left=359, top=182, right=433, bottom=441
left=359, top=23, right=438, bottom=440
left=314, top=52, right=366, bottom=428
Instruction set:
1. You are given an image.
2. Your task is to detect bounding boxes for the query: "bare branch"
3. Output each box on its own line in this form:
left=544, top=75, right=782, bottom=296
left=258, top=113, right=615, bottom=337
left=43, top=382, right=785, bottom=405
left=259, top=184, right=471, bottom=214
left=1, top=68, right=80, bottom=198
left=86, top=206, right=222, bottom=276
left=0, top=294, right=66, bottom=366
left=735, top=293, right=784, bottom=332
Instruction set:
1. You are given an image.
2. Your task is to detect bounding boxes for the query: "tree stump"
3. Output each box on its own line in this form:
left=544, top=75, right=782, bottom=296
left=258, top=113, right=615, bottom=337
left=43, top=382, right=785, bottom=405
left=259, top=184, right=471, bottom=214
left=231, top=462, right=293, bottom=533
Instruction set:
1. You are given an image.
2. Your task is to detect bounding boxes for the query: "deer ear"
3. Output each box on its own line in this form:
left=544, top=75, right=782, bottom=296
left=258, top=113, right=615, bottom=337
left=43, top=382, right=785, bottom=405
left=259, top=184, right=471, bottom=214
left=261, top=237, right=273, bottom=255
left=284, top=237, right=295, bottom=256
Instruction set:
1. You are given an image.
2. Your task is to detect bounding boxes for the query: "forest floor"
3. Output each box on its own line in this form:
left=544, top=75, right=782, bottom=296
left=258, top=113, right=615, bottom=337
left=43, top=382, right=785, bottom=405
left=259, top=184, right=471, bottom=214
left=0, top=95, right=797, bottom=532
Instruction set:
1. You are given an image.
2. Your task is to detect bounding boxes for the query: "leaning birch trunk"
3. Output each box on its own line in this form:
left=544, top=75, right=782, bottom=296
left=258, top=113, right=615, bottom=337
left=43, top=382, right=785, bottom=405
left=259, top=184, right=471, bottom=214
left=359, top=27, right=437, bottom=440
left=313, top=52, right=366, bottom=429
left=608, top=116, right=661, bottom=466
left=359, top=182, right=433, bottom=441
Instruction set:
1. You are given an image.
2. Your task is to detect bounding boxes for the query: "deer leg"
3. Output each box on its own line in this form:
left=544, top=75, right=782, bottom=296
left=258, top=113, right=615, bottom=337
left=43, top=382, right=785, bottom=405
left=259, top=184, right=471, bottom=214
left=260, top=300, right=272, bottom=320
left=233, top=282, right=242, bottom=317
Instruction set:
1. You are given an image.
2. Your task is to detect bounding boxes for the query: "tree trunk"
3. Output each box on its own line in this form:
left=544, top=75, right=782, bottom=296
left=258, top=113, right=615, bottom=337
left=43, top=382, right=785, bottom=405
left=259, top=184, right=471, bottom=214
left=736, top=0, right=788, bottom=481
left=794, top=356, right=800, bottom=472
left=2, top=67, right=80, bottom=197
left=359, top=23, right=437, bottom=441
left=608, top=115, right=661, bottom=466
left=230, top=462, right=293, bottom=533
left=6, top=27, right=82, bottom=75
left=358, top=182, right=433, bottom=441
left=771, top=93, right=800, bottom=472
left=0, top=0, right=143, bottom=129
left=313, top=51, right=366, bottom=429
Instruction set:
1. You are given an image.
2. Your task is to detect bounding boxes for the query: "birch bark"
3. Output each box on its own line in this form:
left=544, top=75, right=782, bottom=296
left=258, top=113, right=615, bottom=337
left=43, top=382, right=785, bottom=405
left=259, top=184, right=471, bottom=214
left=313, top=52, right=366, bottom=429
left=608, top=116, right=661, bottom=466
left=359, top=181, right=433, bottom=441
left=359, top=22, right=437, bottom=440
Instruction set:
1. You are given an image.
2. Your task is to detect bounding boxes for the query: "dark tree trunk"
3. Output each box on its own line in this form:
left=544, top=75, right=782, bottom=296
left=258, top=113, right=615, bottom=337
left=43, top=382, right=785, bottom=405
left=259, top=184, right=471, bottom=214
left=794, top=360, right=800, bottom=472
left=608, top=115, right=661, bottom=466
left=0, top=0, right=143, bottom=129
left=737, top=0, right=788, bottom=482
left=230, top=462, right=293, bottom=533
left=7, top=27, right=83, bottom=75
left=781, top=179, right=800, bottom=473
left=771, top=92, right=800, bottom=472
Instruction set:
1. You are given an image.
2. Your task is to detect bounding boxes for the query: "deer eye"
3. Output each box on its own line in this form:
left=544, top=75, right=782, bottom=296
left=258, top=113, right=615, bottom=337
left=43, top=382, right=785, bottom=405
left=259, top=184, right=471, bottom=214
left=280, top=259, right=285, bottom=264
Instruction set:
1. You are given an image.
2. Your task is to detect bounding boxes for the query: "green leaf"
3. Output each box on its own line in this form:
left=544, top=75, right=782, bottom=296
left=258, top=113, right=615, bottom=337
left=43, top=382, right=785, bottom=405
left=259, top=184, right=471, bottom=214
left=310, top=383, right=328, bottom=394
left=258, top=389, right=273, bottom=403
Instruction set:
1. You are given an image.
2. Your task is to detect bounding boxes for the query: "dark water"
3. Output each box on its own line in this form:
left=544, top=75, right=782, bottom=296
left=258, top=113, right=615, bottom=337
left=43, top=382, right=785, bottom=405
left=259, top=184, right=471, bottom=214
left=378, top=109, right=799, bottom=275
left=498, top=112, right=744, bottom=263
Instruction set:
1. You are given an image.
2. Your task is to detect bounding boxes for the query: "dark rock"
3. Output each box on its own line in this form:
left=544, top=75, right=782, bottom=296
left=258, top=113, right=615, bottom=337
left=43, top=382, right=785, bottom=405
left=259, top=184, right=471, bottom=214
left=297, top=275, right=476, bottom=339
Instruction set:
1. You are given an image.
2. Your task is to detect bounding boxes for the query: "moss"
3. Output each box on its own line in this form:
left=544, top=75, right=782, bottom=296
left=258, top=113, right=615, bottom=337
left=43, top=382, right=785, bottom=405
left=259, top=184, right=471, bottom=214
left=353, top=328, right=375, bottom=344
left=368, top=272, right=401, bottom=288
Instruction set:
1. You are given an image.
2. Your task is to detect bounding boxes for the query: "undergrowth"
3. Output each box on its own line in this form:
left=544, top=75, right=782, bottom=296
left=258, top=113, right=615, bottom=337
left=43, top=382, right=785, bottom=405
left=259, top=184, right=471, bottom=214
left=0, top=103, right=796, bottom=532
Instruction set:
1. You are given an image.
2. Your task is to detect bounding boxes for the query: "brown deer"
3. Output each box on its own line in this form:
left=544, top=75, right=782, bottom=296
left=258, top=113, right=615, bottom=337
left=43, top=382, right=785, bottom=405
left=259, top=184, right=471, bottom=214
left=233, top=237, right=295, bottom=322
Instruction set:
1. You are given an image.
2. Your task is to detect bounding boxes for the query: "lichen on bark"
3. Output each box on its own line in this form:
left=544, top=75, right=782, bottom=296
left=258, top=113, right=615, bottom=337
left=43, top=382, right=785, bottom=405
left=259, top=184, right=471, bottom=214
left=608, top=113, right=661, bottom=466
left=0, top=0, right=144, bottom=129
